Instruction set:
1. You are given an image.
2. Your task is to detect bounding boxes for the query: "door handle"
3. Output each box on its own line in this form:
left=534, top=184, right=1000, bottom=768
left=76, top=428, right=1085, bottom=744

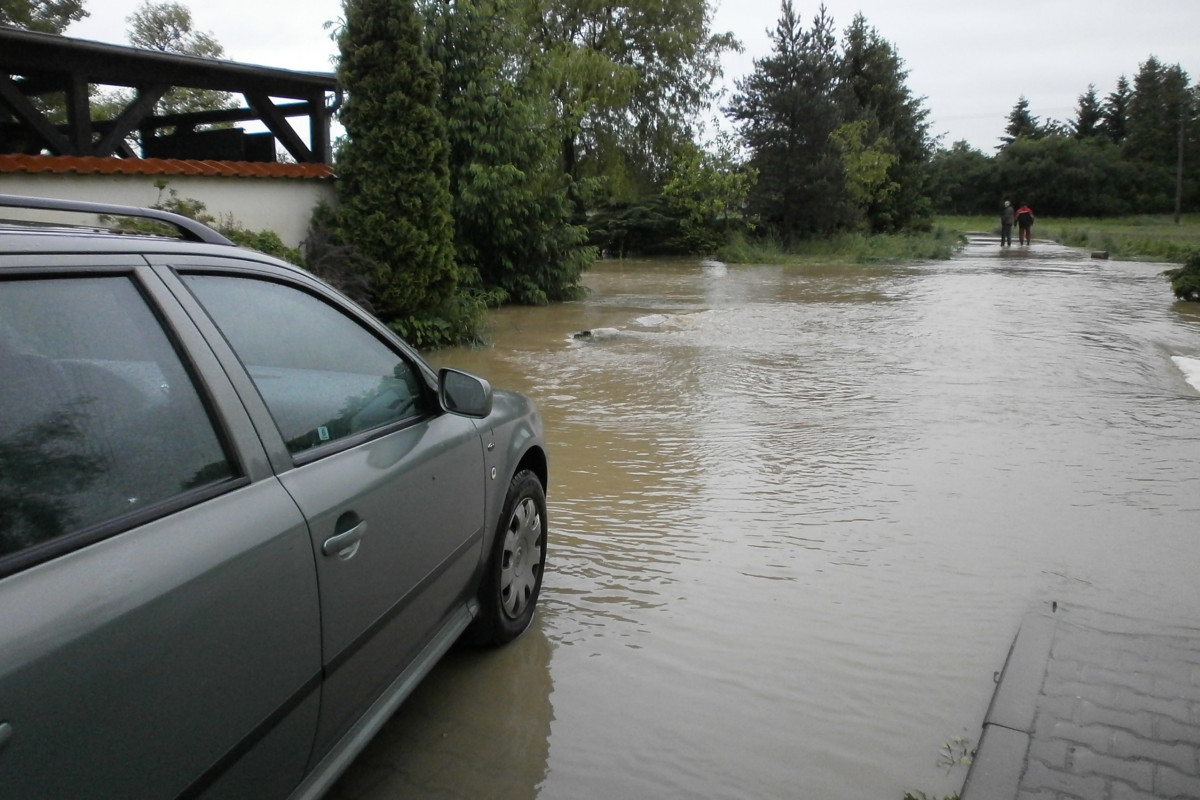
left=322, top=521, right=367, bottom=560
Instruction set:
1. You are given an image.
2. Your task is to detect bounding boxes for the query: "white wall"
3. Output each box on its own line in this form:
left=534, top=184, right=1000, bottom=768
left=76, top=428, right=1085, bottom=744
left=0, top=172, right=337, bottom=249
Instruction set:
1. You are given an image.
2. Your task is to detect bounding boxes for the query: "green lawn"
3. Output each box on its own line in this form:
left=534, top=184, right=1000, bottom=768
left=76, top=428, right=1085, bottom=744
left=935, top=214, right=1200, bottom=263
left=719, top=226, right=963, bottom=265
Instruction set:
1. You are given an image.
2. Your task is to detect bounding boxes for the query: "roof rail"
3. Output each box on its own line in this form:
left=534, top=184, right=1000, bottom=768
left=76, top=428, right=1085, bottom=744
left=0, top=194, right=234, bottom=245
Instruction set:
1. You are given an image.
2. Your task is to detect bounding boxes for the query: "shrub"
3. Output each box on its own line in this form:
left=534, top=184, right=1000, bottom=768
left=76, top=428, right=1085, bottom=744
left=1163, top=250, right=1200, bottom=301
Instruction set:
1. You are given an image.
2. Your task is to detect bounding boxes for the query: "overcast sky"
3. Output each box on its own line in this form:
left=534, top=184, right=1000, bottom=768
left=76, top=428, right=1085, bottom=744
left=70, top=0, right=1198, bottom=152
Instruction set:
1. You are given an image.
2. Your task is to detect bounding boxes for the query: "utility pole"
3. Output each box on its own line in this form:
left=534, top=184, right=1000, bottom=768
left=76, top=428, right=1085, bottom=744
left=1173, top=83, right=1196, bottom=226
left=1175, top=101, right=1184, bottom=225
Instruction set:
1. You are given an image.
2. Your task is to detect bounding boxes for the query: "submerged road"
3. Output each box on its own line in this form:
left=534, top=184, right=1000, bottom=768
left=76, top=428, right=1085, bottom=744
left=332, top=236, right=1200, bottom=800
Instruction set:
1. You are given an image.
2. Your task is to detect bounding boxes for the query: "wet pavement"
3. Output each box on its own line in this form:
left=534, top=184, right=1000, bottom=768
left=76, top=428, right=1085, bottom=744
left=964, top=603, right=1200, bottom=800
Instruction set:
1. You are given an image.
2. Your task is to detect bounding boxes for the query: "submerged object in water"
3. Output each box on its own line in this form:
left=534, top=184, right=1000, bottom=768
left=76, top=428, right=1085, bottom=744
left=572, top=327, right=622, bottom=341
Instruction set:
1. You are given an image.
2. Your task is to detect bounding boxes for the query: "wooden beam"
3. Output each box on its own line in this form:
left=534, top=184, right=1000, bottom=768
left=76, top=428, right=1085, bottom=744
left=0, top=75, right=75, bottom=154
left=308, top=91, right=333, bottom=165
left=142, top=101, right=319, bottom=130
left=95, top=84, right=166, bottom=157
left=243, top=91, right=314, bottom=163
left=65, top=74, right=91, bottom=153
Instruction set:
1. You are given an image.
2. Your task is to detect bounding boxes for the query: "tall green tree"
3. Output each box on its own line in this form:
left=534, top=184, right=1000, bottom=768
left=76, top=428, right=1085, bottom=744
left=127, top=0, right=220, bottom=54
left=1072, top=84, right=1103, bottom=139
left=1125, top=57, right=1190, bottom=166
left=0, top=0, right=86, bottom=32
left=1100, top=75, right=1131, bottom=144
left=1001, top=95, right=1040, bottom=146
left=422, top=0, right=593, bottom=305
left=1123, top=57, right=1196, bottom=212
left=838, top=13, right=931, bottom=231
left=524, top=0, right=737, bottom=204
left=327, top=0, right=460, bottom=346
left=123, top=1, right=236, bottom=118
left=726, top=1, right=846, bottom=245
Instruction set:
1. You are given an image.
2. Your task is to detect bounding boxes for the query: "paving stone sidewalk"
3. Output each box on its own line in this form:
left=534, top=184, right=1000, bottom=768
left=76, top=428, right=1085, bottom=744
left=962, top=604, right=1200, bottom=800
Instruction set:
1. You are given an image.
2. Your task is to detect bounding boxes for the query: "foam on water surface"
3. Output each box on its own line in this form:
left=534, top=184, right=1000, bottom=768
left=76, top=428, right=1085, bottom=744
left=1172, top=356, right=1200, bottom=392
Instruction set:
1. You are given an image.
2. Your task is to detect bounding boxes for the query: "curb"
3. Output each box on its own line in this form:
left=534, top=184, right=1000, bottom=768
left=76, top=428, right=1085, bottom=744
left=960, top=612, right=1058, bottom=800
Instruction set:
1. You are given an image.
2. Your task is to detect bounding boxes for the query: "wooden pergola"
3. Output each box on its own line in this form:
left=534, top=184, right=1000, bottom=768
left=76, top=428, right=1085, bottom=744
left=0, top=26, right=340, bottom=165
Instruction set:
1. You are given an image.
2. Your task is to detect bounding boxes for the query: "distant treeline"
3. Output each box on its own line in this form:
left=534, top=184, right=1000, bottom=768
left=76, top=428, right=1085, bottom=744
left=928, top=57, right=1198, bottom=217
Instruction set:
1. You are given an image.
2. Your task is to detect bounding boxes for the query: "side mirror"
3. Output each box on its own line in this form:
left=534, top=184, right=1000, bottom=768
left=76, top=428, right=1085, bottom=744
left=438, top=368, right=493, bottom=418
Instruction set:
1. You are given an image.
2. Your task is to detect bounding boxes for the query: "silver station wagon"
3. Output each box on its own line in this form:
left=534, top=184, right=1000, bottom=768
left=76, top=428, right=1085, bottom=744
left=0, top=195, right=549, bottom=799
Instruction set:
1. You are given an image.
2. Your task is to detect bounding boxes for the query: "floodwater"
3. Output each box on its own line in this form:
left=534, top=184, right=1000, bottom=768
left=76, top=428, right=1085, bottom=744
left=329, top=238, right=1200, bottom=800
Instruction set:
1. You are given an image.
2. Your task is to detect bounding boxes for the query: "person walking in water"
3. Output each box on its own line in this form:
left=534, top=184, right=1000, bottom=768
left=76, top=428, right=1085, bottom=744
left=1000, top=200, right=1015, bottom=247
left=1016, top=202, right=1035, bottom=245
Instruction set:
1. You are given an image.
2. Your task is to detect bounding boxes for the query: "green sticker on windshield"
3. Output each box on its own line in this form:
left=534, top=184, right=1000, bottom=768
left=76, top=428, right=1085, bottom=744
left=317, top=426, right=331, bottom=442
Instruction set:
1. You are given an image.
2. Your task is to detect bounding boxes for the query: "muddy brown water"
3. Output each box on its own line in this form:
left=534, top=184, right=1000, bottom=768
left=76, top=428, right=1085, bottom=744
left=329, top=238, right=1200, bottom=799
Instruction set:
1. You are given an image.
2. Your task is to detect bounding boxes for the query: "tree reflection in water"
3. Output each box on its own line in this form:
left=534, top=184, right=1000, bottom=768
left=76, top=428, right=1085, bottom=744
left=0, top=405, right=107, bottom=557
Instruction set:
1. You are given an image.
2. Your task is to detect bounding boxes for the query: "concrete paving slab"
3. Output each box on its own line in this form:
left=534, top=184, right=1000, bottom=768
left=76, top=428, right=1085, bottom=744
left=962, top=604, right=1200, bottom=800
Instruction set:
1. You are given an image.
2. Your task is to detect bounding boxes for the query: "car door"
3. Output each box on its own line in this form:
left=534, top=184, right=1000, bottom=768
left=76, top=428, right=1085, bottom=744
left=0, top=264, right=321, bottom=799
left=172, top=267, right=487, bottom=758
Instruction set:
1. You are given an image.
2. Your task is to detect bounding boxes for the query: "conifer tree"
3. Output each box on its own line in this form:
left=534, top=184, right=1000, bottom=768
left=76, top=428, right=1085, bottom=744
left=1100, top=76, right=1131, bottom=144
left=838, top=13, right=931, bottom=231
left=330, top=0, right=460, bottom=345
left=725, top=1, right=846, bottom=245
left=1125, top=57, right=1190, bottom=167
left=1001, top=96, right=1040, bottom=146
left=1072, top=85, right=1103, bottom=140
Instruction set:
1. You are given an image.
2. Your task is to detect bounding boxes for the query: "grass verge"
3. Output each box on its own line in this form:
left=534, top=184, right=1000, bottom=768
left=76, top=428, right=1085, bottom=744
left=719, top=226, right=965, bottom=265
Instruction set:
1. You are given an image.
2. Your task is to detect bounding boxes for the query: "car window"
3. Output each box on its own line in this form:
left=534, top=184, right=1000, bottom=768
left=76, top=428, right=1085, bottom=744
left=182, top=275, right=430, bottom=455
left=0, top=276, right=237, bottom=560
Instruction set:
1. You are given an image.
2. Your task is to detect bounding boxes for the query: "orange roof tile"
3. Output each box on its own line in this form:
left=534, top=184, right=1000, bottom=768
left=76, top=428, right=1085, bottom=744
left=0, top=154, right=334, bottom=179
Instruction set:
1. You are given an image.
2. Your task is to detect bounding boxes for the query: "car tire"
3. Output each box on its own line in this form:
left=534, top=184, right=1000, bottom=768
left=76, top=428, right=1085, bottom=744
left=467, top=470, right=547, bottom=646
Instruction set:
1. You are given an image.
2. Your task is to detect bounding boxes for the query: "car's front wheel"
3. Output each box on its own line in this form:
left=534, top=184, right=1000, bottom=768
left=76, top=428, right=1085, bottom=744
left=468, top=469, right=547, bottom=646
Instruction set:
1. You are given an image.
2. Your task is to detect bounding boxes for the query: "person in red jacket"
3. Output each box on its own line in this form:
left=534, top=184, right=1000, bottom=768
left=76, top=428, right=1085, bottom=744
left=1015, top=203, right=1035, bottom=245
